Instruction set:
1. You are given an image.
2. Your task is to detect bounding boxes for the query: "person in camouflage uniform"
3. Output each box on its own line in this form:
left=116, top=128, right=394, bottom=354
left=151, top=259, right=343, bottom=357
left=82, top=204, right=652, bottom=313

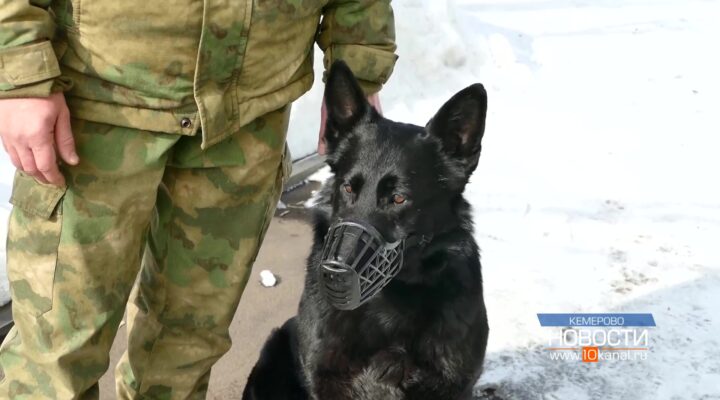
left=0, top=0, right=397, bottom=398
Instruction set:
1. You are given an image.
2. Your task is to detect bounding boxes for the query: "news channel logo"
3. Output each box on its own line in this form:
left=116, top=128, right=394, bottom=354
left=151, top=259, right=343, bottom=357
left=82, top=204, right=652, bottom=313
left=538, top=313, right=656, bottom=362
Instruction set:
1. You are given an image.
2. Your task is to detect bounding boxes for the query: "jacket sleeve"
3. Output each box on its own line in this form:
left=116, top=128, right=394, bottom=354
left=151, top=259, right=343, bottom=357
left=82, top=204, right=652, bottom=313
left=317, top=0, right=398, bottom=95
left=0, top=0, right=65, bottom=99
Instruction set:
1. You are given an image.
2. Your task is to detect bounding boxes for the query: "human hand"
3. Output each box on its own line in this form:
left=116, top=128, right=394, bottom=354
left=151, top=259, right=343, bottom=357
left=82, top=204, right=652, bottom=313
left=318, top=92, right=383, bottom=155
left=0, top=92, right=78, bottom=186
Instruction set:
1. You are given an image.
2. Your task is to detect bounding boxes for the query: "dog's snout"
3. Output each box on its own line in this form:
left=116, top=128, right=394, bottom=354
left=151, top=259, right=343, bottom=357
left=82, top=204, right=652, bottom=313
left=333, top=235, right=360, bottom=262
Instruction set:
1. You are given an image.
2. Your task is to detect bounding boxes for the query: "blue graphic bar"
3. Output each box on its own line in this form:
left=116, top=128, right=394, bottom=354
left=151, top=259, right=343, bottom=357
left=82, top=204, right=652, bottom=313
left=537, top=313, right=656, bottom=327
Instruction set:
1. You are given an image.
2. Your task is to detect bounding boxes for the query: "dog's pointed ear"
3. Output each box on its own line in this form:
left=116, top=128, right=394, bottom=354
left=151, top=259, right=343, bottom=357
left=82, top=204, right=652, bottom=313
left=324, top=60, right=369, bottom=148
left=426, top=84, right=487, bottom=175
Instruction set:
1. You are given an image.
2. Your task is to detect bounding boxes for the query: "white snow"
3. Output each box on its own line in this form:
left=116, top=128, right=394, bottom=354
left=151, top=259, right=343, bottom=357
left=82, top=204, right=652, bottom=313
left=307, top=166, right=333, bottom=185
left=0, top=0, right=719, bottom=397
left=379, top=0, right=720, bottom=399
left=259, top=270, right=278, bottom=288
left=303, top=166, right=333, bottom=208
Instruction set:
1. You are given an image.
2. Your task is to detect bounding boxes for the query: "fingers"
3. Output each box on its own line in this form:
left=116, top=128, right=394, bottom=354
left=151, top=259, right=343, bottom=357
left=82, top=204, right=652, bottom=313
left=32, top=143, right=65, bottom=186
left=367, top=93, right=383, bottom=115
left=17, top=147, right=37, bottom=175
left=318, top=98, right=327, bottom=155
left=317, top=121, right=327, bottom=155
left=54, top=107, right=79, bottom=165
left=16, top=147, right=49, bottom=184
left=0, top=94, right=74, bottom=186
left=7, top=140, right=65, bottom=186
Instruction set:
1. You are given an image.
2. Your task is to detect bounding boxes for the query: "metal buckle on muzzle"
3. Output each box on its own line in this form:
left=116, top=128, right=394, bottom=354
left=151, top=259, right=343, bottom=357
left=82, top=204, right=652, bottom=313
left=318, top=221, right=404, bottom=310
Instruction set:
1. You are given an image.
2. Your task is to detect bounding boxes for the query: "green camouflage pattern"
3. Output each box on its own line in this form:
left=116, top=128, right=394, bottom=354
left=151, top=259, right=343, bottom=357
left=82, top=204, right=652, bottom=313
left=318, top=0, right=397, bottom=89
left=0, top=105, right=291, bottom=399
left=0, top=0, right=397, bottom=148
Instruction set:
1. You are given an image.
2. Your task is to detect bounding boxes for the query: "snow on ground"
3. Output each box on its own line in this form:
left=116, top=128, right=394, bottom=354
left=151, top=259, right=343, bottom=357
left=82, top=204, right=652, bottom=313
left=377, top=0, right=720, bottom=399
left=1, top=0, right=719, bottom=397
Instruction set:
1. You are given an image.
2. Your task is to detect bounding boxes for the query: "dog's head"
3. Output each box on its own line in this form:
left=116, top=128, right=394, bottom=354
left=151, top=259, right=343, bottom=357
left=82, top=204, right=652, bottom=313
left=322, top=60, right=487, bottom=244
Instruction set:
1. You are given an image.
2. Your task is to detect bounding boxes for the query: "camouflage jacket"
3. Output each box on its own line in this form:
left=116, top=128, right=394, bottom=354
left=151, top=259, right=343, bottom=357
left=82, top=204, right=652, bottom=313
left=0, top=0, right=397, bottom=148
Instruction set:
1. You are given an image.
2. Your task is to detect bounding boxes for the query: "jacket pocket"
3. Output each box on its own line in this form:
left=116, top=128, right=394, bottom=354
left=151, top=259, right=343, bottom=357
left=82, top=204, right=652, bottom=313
left=6, top=172, right=66, bottom=317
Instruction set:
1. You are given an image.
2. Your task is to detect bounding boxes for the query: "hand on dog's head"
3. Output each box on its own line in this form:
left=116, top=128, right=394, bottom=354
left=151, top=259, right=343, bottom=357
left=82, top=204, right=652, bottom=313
left=323, top=60, right=487, bottom=187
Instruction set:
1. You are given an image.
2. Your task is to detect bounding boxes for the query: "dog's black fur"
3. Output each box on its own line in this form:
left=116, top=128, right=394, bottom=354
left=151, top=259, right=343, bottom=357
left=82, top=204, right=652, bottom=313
left=243, top=61, right=489, bottom=400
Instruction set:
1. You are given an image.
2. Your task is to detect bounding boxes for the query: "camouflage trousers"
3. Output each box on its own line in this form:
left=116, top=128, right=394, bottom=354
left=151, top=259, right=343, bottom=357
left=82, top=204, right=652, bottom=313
left=0, top=105, right=291, bottom=399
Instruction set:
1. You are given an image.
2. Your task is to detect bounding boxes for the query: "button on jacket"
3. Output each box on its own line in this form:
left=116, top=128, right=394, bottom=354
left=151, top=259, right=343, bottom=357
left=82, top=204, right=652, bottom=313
left=0, top=0, right=398, bottom=148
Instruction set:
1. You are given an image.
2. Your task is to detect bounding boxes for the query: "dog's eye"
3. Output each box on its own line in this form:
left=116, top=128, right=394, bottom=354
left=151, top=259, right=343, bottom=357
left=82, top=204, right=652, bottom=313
left=392, top=194, right=406, bottom=205
left=343, top=184, right=353, bottom=194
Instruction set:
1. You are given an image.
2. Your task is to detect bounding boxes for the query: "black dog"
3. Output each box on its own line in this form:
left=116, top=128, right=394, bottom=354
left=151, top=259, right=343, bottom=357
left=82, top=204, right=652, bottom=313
left=243, top=60, right=489, bottom=400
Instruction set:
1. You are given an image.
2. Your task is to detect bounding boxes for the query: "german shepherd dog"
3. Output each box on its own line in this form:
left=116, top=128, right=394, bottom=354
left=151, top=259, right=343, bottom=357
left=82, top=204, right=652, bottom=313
left=243, top=60, right=489, bottom=400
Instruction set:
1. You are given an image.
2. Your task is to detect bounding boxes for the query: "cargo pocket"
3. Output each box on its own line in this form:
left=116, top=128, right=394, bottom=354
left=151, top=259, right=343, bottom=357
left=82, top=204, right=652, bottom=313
left=6, top=171, right=66, bottom=317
